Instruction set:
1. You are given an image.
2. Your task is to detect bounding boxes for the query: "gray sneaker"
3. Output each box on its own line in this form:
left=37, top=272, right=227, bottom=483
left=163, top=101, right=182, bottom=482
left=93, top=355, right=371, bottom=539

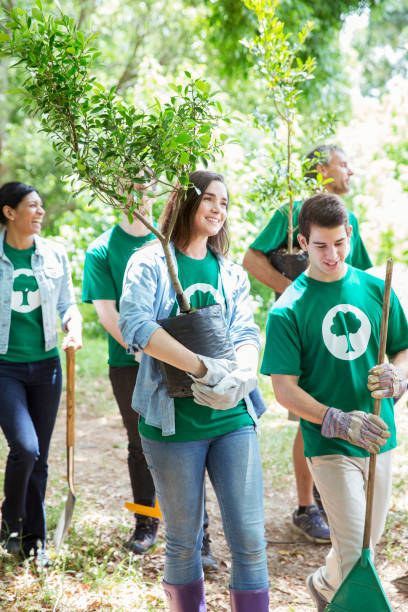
left=292, top=504, right=330, bottom=544
left=201, top=531, right=218, bottom=573
left=306, top=574, right=329, bottom=612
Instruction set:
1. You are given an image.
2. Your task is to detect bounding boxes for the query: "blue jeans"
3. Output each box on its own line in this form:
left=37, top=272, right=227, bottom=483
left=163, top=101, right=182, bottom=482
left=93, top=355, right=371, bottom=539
left=0, top=357, right=62, bottom=552
left=141, top=426, right=268, bottom=589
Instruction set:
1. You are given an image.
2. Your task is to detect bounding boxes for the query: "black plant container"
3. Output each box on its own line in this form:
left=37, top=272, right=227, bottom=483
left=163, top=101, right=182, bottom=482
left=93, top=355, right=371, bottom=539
left=266, top=248, right=309, bottom=299
left=158, top=303, right=235, bottom=398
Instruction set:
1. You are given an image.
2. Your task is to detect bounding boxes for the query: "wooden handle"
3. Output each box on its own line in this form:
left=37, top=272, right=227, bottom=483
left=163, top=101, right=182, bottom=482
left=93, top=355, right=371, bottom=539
left=66, top=346, right=75, bottom=448
left=363, top=258, right=393, bottom=550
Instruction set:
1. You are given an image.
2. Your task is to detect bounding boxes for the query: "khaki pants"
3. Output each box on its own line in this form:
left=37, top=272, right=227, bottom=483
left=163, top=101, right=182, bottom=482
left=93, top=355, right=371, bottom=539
left=306, top=451, right=392, bottom=603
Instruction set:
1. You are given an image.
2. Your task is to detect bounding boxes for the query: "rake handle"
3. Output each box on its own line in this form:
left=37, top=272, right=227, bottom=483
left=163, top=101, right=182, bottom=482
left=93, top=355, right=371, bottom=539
left=363, top=258, right=393, bottom=550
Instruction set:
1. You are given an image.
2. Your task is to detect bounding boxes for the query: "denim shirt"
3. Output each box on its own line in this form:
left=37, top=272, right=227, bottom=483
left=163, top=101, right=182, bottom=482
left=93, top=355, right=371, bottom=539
left=0, top=230, right=80, bottom=353
left=119, top=241, right=261, bottom=436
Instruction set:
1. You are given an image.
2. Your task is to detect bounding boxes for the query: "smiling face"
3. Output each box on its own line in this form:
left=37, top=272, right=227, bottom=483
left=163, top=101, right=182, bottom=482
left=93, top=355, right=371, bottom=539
left=191, top=180, right=228, bottom=241
left=298, top=223, right=352, bottom=282
left=3, top=191, right=45, bottom=237
left=318, top=150, right=353, bottom=195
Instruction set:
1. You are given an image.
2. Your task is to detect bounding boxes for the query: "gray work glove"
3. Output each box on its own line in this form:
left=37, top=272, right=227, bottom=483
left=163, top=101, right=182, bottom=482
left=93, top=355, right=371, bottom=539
left=189, top=354, right=237, bottom=387
left=367, top=363, right=407, bottom=399
left=321, top=406, right=390, bottom=454
left=192, top=367, right=257, bottom=410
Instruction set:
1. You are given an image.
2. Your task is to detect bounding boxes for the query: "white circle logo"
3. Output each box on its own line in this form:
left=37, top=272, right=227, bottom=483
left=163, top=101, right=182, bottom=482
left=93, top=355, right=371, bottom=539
left=322, top=304, right=371, bottom=361
left=11, top=268, right=40, bottom=313
left=175, top=283, right=225, bottom=315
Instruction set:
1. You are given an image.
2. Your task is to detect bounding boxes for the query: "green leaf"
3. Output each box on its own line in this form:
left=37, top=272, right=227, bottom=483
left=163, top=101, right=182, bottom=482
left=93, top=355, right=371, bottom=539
left=184, top=70, right=191, bottom=78
left=31, top=7, right=44, bottom=22
left=175, top=133, right=192, bottom=144
left=0, top=33, right=10, bottom=42
left=195, top=80, right=210, bottom=94
left=4, top=88, right=26, bottom=94
left=180, top=151, right=189, bottom=165
left=168, top=83, right=180, bottom=94
left=66, top=47, right=76, bottom=54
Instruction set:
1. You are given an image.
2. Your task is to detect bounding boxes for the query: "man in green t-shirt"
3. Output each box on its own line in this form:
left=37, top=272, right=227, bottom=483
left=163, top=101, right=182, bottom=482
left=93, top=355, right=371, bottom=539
left=82, top=197, right=159, bottom=555
left=261, top=193, right=408, bottom=610
left=243, top=144, right=372, bottom=545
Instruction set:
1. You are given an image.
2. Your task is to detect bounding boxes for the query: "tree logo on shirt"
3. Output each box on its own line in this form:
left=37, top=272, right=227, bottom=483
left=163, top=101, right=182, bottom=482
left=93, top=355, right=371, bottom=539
left=11, top=268, right=40, bottom=313
left=174, top=283, right=225, bottom=315
left=322, top=304, right=371, bottom=360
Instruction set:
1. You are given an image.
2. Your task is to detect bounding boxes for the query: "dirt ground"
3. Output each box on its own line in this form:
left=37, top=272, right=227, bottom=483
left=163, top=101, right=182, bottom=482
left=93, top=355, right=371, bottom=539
left=48, top=382, right=408, bottom=612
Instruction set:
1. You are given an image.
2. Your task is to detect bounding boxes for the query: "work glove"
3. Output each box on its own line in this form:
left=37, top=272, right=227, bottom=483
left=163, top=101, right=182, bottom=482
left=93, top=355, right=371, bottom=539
left=367, top=363, right=407, bottom=399
left=189, top=354, right=237, bottom=387
left=191, top=367, right=257, bottom=410
left=321, top=406, right=390, bottom=454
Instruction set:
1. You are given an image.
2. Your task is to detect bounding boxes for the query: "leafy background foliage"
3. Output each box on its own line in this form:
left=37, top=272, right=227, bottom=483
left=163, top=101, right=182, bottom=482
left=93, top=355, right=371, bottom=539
left=0, top=0, right=407, bottom=324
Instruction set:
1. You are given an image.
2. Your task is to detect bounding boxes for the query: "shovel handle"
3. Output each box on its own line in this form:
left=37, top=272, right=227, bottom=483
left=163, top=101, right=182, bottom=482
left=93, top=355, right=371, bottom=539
left=363, top=258, right=393, bottom=550
left=66, top=346, right=75, bottom=448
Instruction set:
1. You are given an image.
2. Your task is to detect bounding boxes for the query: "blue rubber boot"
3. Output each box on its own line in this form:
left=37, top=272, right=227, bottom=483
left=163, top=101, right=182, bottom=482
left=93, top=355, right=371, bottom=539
left=230, top=586, right=269, bottom=611
left=163, top=577, right=206, bottom=611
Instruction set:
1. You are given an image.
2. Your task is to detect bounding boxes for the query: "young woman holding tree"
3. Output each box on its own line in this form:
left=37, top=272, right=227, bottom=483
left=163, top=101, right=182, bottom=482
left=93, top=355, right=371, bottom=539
left=119, top=170, right=268, bottom=611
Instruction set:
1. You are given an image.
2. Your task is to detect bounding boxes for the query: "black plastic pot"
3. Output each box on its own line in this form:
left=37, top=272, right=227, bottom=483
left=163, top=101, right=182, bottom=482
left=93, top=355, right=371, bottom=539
left=158, top=303, right=235, bottom=398
left=266, top=248, right=309, bottom=299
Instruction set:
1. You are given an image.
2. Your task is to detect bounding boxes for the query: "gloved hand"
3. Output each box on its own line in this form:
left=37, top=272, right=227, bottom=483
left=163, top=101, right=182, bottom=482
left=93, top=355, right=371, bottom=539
left=321, top=406, right=390, bottom=454
left=367, top=363, right=407, bottom=399
left=189, top=354, right=237, bottom=387
left=191, top=367, right=257, bottom=410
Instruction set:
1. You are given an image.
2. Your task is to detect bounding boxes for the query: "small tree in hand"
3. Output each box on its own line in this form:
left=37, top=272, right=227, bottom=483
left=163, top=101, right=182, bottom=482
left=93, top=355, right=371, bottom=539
left=243, top=0, right=317, bottom=254
left=0, top=3, right=227, bottom=313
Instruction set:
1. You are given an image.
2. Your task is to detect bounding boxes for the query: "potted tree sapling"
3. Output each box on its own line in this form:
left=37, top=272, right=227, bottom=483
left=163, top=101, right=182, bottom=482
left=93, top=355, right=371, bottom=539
left=243, top=0, right=328, bottom=287
left=0, top=3, right=235, bottom=396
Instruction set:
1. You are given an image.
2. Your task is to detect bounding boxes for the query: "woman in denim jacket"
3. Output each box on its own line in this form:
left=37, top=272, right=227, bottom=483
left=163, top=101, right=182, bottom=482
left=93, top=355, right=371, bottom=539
left=120, top=171, right=268, bottom=612
left=0, top=182, right=82, bottom=566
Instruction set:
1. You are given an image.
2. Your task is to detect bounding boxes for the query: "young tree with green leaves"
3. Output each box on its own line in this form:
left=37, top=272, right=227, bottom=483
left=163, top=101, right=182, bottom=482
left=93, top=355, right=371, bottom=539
left=0, top=2, right=226, bottom=313
left=243, top=0, right=318, bottom=253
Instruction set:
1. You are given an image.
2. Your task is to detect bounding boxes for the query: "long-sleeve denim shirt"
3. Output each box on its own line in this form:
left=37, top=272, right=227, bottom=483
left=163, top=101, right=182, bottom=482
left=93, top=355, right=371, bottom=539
left=119, top=241, right=261, bottom=436
left=0, top=230, right=80, bottom=354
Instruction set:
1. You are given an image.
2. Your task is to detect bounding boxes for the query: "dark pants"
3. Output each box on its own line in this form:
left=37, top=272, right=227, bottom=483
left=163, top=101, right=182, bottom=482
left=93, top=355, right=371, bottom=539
left=0, top=357, right=62, bottom=552
left=109, top=366, right=156, bottom=514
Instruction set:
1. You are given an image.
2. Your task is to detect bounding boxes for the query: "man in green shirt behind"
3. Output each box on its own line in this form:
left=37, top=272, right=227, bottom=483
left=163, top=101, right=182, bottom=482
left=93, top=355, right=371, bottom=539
left=82, top=195, right=159, bottom=555
left=261, top=192, right=408, bottom=610
left=243, top=144, right=372, bottom=545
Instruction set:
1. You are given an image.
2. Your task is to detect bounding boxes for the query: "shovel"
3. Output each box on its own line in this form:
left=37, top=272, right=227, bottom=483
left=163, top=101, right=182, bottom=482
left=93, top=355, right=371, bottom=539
left=54, top=346, right=76, bottom=552
left=326, top=258, right=394, bottom=612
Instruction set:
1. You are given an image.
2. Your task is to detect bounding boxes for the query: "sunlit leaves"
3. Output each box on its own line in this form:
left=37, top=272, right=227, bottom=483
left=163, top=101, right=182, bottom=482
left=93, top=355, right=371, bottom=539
left=0, top=4, right=226, bottom=225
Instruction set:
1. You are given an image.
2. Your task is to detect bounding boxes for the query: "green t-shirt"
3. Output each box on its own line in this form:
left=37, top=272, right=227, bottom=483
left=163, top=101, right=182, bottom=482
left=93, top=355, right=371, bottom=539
left=139, top=248, right=252, bottom=442
left=0, top=242, right=59, bottom=363
left=261, top=266, right=408, bottom=457
left=250, top=201, right=372, bottom=271
left=82, top=225, right=156, bottom=367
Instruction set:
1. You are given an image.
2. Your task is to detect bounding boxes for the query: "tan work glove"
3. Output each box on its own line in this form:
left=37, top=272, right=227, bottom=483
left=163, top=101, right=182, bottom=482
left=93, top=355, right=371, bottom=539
left=367, top=363, right=407, bottom=399
left=321, top=406, right=390, bottom=454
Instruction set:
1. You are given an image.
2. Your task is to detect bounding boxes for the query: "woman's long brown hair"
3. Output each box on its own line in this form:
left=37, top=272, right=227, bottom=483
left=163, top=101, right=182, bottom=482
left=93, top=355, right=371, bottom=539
left=160, top=170, right=230, bottom=256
